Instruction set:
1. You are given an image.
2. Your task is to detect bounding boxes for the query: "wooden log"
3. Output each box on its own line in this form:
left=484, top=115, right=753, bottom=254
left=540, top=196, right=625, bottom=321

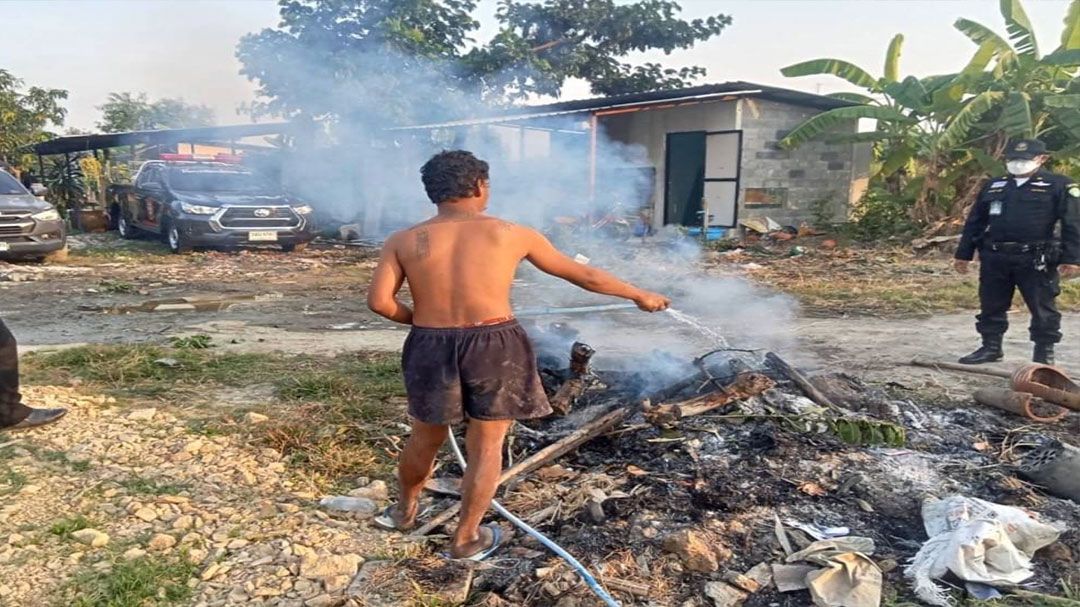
left=764, top=352, right=842, bottom=412
left=410, top=406, right=631, bottom=537
left=909, top=357, right=1013, bottom=379
left=644, top=373, right=774, bottom=425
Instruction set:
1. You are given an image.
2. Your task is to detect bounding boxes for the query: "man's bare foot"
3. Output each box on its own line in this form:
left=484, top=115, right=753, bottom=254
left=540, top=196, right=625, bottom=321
left=450, top=525, right=497, bottom=559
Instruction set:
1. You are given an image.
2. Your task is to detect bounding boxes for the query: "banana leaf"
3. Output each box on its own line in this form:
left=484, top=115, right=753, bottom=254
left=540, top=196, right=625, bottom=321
left=955, top=18, right=1016, bottom=58
left=828, top=92, right=877, bottom=105
left=1061, top=0, right=1080, bottom=51
left=781, top=59, right=877, bottom=89
left=1000, top=0, right=1040, bottom=59
left=884, top=34, right=904, bottom=83
left=779, top=105, right=911, bottom=149
left=999, top=91, right=1033, bottom=137
left=883, top=77, right=930, bottom=112
left=1043, top=48, right=1080, bottom=66
left=940, top=91, right=1005, bottom=150
left=1045, top=94, right=1080, bottom=108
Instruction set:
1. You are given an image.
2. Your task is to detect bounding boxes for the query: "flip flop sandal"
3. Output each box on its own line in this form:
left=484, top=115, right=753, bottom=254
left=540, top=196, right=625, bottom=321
left=442, top=524, right=503, bottom=562
left=372, top=504, right=434, bottom=532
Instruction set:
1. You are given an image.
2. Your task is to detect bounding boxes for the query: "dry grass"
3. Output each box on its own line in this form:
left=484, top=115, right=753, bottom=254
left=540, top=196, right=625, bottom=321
left=23, top=345, right=407, bottom=483
left=713, top=246, right=1080, bottom=316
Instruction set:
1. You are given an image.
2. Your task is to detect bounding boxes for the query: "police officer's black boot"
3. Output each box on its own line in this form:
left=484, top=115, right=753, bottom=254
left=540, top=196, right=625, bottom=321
left=959, top=336, right=1004, bottom=365
left=1033, top=343, right=1055, bottom=366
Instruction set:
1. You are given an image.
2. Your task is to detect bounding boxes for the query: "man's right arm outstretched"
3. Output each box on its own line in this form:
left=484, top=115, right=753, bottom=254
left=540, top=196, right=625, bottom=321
left=521, top=227, right=671, bottom=312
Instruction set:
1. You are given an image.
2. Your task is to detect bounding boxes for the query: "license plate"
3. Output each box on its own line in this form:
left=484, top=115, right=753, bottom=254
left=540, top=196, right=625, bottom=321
left=0, top=242, right=10, bottom=252
left=248, top=231, right=278, bottom=242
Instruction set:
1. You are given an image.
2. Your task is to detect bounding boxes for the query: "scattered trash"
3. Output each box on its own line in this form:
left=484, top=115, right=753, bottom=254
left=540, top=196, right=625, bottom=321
left=805, top=552, right=882, bottom=607
left=784, top=520, right=852, bottom=541
left=773, top=563, right=818, bottom=592
left=905, top=495, right=1063, bottom=607
left=740, top=218, right=769, bottom=234
left=1019, top=440, right=1080, bottom=504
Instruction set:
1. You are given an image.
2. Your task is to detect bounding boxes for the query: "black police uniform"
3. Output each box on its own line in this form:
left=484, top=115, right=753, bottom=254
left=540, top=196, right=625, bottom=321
left=955, top=156, right=1080, bottom=364
left=0, top=318, right=32, bottom=427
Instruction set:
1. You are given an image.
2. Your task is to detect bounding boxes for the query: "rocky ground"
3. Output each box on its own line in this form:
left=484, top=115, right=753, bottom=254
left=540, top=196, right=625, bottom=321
left=1, top=234, right=1078, bottom=607
left=0, top=385, right=412, bottom=607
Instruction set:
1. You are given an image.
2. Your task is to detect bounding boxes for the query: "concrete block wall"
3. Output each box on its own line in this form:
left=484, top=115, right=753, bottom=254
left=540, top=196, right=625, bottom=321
left=737, top=99, right=863, bottom=227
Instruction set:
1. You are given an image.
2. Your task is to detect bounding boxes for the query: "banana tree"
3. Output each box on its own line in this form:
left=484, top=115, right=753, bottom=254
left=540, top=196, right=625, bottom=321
left=781, top=0, right=1080, bottom=225
left=951, top=0, right=1080, bottom=147
left=779, top=34, right=925, bottom=194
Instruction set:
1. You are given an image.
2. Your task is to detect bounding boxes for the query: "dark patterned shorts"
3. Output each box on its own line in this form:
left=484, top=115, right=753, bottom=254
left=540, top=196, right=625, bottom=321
left=402, top=320, right=553, bottom=425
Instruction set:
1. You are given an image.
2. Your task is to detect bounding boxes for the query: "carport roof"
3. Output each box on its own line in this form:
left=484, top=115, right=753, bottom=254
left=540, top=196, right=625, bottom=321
left=27, top=122, right=295, bottom=156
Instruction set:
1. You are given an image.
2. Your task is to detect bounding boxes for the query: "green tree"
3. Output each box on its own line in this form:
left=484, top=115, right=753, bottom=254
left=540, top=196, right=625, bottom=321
left=97, top=92, right=216, bottom=133
left=236, top=0, right=730, bottom=128
left=0, top=69, right=68, bottom=165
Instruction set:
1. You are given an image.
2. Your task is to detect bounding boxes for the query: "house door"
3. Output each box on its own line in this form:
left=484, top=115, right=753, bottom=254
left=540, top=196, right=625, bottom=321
left=664, top=131, right=741, bottom=228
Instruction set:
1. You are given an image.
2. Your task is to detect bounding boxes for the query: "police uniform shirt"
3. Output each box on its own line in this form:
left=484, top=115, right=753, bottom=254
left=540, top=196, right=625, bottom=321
left=956, top=170, right=1080, bottom=263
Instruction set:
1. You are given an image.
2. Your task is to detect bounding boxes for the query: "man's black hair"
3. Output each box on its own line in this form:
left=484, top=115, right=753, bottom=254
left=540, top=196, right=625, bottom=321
left=420, top=150, right=489, bottom=204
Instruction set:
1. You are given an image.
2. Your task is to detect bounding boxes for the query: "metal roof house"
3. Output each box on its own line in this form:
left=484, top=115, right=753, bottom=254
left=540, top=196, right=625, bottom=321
left=395, top=82, right=872, bottom=232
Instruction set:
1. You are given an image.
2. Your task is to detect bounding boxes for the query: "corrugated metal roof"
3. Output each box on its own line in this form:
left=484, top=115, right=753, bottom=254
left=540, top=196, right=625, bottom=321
left=392, top=81, right=854, bottom=130
left=27, top=122, right=295, bottom=156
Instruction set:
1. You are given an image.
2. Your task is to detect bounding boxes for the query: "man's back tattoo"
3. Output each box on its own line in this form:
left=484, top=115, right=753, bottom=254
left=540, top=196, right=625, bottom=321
left=415, top=229, right=430, bottom=260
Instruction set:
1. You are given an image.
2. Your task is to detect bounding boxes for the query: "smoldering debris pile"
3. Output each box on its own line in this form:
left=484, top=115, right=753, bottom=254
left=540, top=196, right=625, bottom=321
left=396, top=330, right=1079, bottom=607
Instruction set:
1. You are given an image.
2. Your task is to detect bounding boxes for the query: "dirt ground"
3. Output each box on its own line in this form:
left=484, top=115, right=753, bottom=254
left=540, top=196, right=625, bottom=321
left=2, top=234, right=1078, bottom=607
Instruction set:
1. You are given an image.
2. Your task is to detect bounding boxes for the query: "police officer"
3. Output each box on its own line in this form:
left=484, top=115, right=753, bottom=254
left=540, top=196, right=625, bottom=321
left=1, top=318, right=67, bottom=431
left=955, top=139, right=1080, bottom=366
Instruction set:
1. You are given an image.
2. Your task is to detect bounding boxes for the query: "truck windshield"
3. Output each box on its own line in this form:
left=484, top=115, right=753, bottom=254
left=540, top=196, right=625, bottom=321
left=0, top=171, right=28, bottom=195
left=167, top=169, right=276, bottom=194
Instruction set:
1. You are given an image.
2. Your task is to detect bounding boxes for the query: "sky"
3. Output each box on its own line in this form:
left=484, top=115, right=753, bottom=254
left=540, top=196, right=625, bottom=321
left=0, top=0, right=1072, bottom=131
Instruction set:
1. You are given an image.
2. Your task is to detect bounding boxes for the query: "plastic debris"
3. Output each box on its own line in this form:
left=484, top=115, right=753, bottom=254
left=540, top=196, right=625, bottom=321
left=905, top=495, right=1063, bottom=607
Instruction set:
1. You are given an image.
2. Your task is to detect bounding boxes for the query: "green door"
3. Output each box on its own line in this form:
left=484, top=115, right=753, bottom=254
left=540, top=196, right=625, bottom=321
left=664, top=131, right=706, bottom=226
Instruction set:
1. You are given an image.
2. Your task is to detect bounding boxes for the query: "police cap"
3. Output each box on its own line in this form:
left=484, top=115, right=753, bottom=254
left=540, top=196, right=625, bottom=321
left=1004, top=139, right=1048, bottom=160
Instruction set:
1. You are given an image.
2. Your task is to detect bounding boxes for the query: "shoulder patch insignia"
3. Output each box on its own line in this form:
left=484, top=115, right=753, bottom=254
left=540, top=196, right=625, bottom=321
left=991, top=180, right=1008, bottom=188
left=1069, top=184, right=1080, bottom=198
left=1032, top=180, right=1052, bottom=187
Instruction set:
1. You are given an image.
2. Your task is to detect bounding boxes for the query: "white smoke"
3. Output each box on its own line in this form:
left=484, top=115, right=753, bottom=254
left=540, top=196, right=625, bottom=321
left=247, top=46, right=798, bottom=387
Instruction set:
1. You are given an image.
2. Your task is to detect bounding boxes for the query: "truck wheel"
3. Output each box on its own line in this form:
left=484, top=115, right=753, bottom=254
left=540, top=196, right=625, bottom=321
left=164, top=221, right=192, bottom=254
left=117, top=213, right=137, bottom=240
left=282, top=242, right=308, bottom=253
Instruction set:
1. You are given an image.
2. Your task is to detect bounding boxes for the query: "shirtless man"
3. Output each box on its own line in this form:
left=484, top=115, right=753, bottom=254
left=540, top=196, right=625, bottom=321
left=367, top=150, right=669, bottom=559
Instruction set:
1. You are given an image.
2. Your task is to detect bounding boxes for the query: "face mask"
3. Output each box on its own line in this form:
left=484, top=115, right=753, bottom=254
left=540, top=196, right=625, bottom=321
left=1007, top=159, right=1040, bottom=175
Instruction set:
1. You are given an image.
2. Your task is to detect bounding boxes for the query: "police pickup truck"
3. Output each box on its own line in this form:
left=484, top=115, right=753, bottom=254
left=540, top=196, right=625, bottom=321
left=107, top=155, right=316, bottom=254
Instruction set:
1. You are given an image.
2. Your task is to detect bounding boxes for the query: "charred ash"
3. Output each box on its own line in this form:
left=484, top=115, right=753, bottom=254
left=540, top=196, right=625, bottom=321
left=402, top=323, right=1080, bottom=607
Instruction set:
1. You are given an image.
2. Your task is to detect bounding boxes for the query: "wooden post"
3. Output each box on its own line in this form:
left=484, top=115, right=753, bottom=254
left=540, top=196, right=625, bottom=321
left=588, top=113, right=598, bottom=202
